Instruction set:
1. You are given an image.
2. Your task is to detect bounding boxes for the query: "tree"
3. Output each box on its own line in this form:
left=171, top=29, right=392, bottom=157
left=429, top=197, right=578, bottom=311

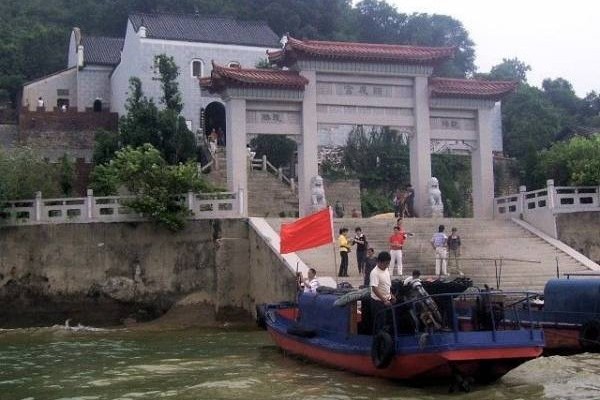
left=249, top=134, right=296, bottom=169
left=542, top=78, right=583, bottom=120
left=538, top=134, right=600, bottom=186
left=0, top=147, right=63, bottom=202
left=431, top=154, right=472, bottom=217
left=352, top=1, right=476, bottom=77
left=90, top=144, right=212, bottom=231
left=341, top=126, right=410, bottom=193
left=154, top=54, right=183, bottom=113
left=353, top=0, right=406, bottom=44
left=482, top=57, right=531, bottom=83
left=501, top=84, right=565, bottom=187
left=400, top=13, right=475, bottom=77
left=118, top=77, right=161, bottom=150
left=102, top=56, right=197, bottom=165
left=57, top=154, right=76, bottom=196
left=93, top=129, right=120, bottom=166
left=331, top=126, right=410, bottom=216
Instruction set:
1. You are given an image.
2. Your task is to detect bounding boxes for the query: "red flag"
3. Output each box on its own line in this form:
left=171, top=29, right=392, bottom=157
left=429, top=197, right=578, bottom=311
left=280, top=207, right=334, bottom=254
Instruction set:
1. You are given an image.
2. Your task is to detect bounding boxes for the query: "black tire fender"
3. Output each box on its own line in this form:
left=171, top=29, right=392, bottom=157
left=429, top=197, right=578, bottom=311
left=580, top=319, right=600, bottom=352
left=371, top=330, right=395, bottom=369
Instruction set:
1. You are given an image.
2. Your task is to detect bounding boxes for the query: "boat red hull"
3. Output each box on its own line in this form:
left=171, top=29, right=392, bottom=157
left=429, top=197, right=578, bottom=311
left=544, top=327, right=581, bottom=351
left=267, top=326, right=542, bottom=381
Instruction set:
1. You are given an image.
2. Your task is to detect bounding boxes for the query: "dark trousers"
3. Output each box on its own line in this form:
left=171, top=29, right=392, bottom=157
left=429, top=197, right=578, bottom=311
left=356, top=250, right=366, bottom=274
left=338, top=251, right=348, bottom=277
left=370, top=298, right=393, bottom=334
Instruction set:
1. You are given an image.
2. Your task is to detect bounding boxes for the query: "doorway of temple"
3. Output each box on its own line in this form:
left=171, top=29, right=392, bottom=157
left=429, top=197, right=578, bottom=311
left=204, top=101, right=226, bottom=146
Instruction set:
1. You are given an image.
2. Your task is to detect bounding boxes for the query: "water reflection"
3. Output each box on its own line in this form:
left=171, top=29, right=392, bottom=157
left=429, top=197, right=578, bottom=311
left=0, top=327, right=599, bottom=400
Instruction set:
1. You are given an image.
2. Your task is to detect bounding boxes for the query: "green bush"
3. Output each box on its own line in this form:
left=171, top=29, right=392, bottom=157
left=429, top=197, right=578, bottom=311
left=0, top=147, right=64, bottom=202
left=91, top=144, right=212, bottom=231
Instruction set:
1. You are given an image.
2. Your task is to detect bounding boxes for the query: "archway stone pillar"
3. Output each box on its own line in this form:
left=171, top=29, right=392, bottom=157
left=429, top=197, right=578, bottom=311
left=472, top=106, right=494, bottom=218
left=410, top=76, right=432, bottom=217
left=298, top=70, right=319, bottom=217
left=225, top=97, right=248, bottom=216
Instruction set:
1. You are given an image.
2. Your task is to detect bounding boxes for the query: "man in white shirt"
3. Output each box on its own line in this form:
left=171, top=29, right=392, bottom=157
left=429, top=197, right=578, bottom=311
left=370, top=251, right=396, bottom=332
left=303, top=268, right=320, bottom=293
left=430, top=224, right=448, bottom=276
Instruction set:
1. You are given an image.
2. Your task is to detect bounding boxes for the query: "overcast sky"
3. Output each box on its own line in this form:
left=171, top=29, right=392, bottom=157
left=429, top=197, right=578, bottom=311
left=385, top=0, right=599, bottom=97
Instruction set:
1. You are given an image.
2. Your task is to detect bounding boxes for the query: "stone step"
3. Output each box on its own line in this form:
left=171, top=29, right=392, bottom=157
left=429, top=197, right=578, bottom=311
left=265, top=217, right=592, bottom=292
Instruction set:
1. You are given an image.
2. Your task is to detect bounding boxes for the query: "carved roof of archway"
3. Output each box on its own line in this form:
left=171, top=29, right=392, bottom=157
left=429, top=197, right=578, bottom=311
left=268, top=36, right=455, bottom=66
left=200, top=62, right=309, bottom=93
left=429, top=78, right=518, bottom=100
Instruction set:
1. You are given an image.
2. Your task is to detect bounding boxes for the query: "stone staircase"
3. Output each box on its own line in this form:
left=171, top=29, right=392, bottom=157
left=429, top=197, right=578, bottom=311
left=265, top=216, right=592, bottom=293
left=202, top=147, right=227, bottom=189
left=202, top=147, right=299, bottom=216
left=248, top=170, right=298, bottom=217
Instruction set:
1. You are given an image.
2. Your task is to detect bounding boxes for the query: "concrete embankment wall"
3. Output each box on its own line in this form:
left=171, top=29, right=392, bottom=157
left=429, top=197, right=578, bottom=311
left=556, top=212, right=600, bottom=265
left=0, top=219, right=296, bottom=328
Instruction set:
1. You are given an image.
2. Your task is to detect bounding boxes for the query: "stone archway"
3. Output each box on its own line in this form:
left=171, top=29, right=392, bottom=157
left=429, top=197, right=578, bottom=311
left=204, top=101, right=226, bottom=146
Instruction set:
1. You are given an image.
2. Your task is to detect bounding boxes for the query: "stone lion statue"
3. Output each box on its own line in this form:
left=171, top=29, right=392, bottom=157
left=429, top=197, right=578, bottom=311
left=428, top=177, right=442, bottom=206
left=310, top=175, right=327, bottom=211
left=425, top=177, right=444, bottom=217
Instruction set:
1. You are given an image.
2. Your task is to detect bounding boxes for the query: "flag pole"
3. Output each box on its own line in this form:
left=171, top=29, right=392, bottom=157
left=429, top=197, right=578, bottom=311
left=329, top=206, right=338, bottom=285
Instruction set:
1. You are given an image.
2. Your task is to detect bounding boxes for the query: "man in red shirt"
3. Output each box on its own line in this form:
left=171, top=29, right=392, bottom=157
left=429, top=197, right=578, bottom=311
left=389, top=224, right=408, bottom=276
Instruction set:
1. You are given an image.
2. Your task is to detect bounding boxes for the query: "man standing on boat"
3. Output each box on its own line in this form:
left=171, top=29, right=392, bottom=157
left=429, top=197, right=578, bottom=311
left=370, top=251, right=396, bottom=332
left=363, top=248, right=377, bottom=287
left=302, top=268, right=320, bottom=293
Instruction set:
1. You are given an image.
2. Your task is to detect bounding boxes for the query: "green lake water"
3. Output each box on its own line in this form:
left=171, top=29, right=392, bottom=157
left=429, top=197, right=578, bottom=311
left=1, top=327, right=599, bottom=400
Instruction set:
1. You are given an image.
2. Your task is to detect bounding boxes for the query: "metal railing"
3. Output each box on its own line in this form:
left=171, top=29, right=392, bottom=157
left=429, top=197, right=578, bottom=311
left=374, top=290, right=540, bottom=343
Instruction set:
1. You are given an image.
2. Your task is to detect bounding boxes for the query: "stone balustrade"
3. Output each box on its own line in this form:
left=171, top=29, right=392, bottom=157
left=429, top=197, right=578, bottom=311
left=0, top=189, right=243, bottom=226
left=494, top=179, right=600, bottom=237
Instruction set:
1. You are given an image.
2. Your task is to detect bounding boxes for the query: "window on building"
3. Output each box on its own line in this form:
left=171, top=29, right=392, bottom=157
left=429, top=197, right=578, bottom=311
left=191, top=59, right=204, bottom=77
left=228, top=61, right=241, bottom=68
left=57, top=89, right=69, bottom=96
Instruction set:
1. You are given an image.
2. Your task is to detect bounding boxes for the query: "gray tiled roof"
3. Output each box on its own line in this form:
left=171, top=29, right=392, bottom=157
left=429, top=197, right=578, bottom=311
left=81, top=36, right=124, bottom=66
left=130, top=12, right=279, bottom=48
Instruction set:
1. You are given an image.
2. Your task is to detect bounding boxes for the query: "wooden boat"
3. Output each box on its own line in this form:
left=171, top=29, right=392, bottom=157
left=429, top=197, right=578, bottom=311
left=514, top=278, right=600, bottom=352
left=260, top=289, right=543, bottom=391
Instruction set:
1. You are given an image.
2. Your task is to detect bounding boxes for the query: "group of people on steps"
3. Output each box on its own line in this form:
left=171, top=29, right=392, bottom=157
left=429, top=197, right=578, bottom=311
left=337, top=221, right=462, bottom=279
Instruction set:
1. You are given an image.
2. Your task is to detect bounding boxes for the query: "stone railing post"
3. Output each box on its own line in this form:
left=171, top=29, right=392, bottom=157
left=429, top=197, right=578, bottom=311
left=187, top=191, right=195, bottom=215
left=86, top=189, right=94, bottom=221
left=518, top=185, right=527, bottom=217
left=290, top=178, right=295, bottom=192
left=278, top=167, right=283, bottom=180
left=546, top=179, right=556, bottom=211
left=262, top=155, right=267, bottom=171
left=34, top=191, right=42, bottom=222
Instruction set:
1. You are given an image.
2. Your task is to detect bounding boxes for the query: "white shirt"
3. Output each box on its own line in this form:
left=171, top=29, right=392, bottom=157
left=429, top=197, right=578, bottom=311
left=431, top=232, right=447, bottom=248
left=303, top=278, right=319, bottom=293
left=370, top=266, right=392, bottom=301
